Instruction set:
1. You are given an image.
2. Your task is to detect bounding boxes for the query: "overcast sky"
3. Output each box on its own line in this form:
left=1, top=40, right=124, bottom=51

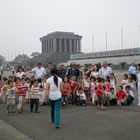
left=0, top=0, right=140, bottom=60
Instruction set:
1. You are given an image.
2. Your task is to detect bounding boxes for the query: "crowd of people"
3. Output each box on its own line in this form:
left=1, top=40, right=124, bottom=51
left=0, top=61, right=140, bottom=128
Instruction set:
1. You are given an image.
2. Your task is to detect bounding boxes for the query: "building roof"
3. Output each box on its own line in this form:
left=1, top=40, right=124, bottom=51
left=40, top=31, right=82, bottom=41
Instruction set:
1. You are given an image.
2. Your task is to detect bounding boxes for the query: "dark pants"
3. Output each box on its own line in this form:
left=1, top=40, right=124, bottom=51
left=98, top=96, right=104, bottom=106
left=110, top=98, right=117, bottom=106
left=125, top=95, right=134, bottom=105
left=62, top=95, right=68, bottom=106
left=30, top=99, right=39, bottom=112
left=70, top=92, right=77, bottom=105
left=49, top=98, right=61, bottom=127
left=76, top=96, right=86, bottom=106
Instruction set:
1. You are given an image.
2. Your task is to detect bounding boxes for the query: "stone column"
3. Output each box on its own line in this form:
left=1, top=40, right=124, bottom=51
left=51, top=39, right=53, bottom=53
left=69, top=39, right=72, bottom=53
left=42, top=41, right=45, bottom=54
left=59, top=39, right=62, bottom=53
left=46, top=40, right=48, bottom=53
left=53, top=39, right=56, bottom=52
left=78, top=40, right=81, bottom=52
left=74, top=39, right=77, bottom=53
left=64, top=39, right=67, bottom=52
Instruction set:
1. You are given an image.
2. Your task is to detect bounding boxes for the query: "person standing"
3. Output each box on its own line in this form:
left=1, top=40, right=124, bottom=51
left=128, top=63, right=137, bottom=81
left=99, top=61, right=112, bottom=79
left=46, top=69, right=63, bottom=129
left=31, top=63, right=46, bottom=83
left=66, top=62, right=80, bottom=80
left=128, top=63, right=137, bottom=88
left=16, top=66, right=26, bottom=79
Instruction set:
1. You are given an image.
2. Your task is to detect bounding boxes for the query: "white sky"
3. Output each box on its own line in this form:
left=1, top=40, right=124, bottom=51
left=0, top=0, right=140, bottom=60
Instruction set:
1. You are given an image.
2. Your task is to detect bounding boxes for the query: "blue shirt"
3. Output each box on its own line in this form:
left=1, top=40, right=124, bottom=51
left=128, top=65, right=136, bottom=74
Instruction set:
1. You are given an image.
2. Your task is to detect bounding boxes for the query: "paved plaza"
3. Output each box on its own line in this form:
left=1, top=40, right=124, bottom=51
left=1, top=71, right=140, bottom=140
left=0, top=104, right=140, bottom=140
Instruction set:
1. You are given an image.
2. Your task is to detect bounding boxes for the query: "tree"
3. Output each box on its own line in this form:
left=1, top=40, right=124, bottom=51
left=31, top=52, right=40, bottom=58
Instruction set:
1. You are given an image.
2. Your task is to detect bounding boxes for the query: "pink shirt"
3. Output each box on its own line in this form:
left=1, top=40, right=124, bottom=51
left=104, top=81, right=110, bottom=92
left=90, top=82, right=96, bottom=93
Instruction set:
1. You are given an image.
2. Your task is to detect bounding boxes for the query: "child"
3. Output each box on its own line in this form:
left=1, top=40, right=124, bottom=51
left=121, top=74, right=128, bottom=92
left=0, top=77, right=9, bottom=104
left=124, top=85, right=134, bottom=105
left=61, top=76, right=70, bottom=106
left=96, top=77, right=104, bottom=109
left=25, top=77, right=31, bottom=103
left=128, top=77, right=135, bottom=91
left=83, top=74, right=90, bottom=103
left=17, top=78, right=28, bottom=113
left=39, top=85, right=45, bottom=105
left=5, top=80, right=18, bottom=113
left=109, top=87, right=117, bottom=106
left=110, top=73, right=117, bottom=94
left=69, top=76, right=78, bottom=105
left=76, top=87, right=86, bottom=106
left=30, top=79, right=40, bottom=113
left=116, top=86, right=127, bottom=105
left=90, top=76, right=97, bottom=105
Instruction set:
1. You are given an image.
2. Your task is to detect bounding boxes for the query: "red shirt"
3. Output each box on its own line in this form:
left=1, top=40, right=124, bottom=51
left=18, top=84, right=28, bottom=96
left=62, top=83, right=70, bottom=96
left=116, top=90, right=126, bottom=100
left=70, top=80, right=77, bottom=92
left=96, top=83, right=103, bottom=96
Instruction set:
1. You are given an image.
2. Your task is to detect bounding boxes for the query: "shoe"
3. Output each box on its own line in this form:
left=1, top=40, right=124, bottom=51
left=56, top=126, right=59, bottom=129
left=35, top=111, right=40, bottom=113
left=100, top=105, right=105, bottom=110
left=137, top=103, right=140, bottom=106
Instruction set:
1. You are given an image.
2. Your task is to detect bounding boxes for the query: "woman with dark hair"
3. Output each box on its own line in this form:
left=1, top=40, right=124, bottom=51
left=46, top=69, right=63, bottom=128
left=16, top=66, right=25, bottom=79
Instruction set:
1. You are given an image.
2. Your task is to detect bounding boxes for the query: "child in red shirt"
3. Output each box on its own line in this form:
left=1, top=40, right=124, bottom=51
left=116, top=85, right=127, bottom=105
left=69, top=76, right=78, bottom=105
left=96, top=77, right=104, bottom=109
left=62, top=76, right=70, bottom=106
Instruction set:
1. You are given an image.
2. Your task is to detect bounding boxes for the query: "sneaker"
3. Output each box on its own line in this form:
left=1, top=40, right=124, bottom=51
left=56, top=126, right=59, bottom=129
left=137, top=103, right=140, bottom=106
left=100, top=105, right=105, bottom=110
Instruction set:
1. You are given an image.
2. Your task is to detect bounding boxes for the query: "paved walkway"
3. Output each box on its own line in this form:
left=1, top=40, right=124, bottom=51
left=0, top=119, right=32, bottom=140
left=0, top=105, right=140, bottom=140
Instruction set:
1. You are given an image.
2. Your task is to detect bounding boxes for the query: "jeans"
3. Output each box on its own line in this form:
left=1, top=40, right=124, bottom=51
left=49, top=98, right=61, bottom=127
left=30, top=99, right=39, bottom=112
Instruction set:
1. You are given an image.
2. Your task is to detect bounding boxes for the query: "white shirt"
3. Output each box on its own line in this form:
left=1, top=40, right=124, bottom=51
left=128, top=90, right=134, bottom=98
left=16, top=72, right=26, bottom=79
left=31, top=67, right=46, bottom=79
left=47, top=76, right=62, bottom=100
left=90, top=71, right=99, bottom=78
left=99, top=66, right=112, bottom=78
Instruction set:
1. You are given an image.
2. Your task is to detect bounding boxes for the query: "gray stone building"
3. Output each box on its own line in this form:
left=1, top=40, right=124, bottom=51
left=40, top=31, right=82, bottom=54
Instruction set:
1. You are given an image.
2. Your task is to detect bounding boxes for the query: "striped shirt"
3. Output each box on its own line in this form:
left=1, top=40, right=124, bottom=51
left=30, top=86, right=40, bottom=99
left=18, top=84, right=28, bottom=96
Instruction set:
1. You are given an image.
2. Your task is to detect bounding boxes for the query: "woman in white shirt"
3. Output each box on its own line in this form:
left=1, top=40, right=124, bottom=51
left=16, top=67, right=26, bottom=79
left=46, top=69, right=63, bottom=129
left=86, top=64, right=99, bottom=78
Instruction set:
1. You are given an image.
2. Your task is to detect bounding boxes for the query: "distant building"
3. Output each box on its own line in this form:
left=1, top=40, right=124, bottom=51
left=40, top=31, right=82, bottom=64
left=0, top=55, right=5, bottom=65
left=66, top=47, right=140, bottom=65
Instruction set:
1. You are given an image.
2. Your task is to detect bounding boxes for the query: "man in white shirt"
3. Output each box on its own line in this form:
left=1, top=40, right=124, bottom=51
left=99, top=61, right=112, bottom=78
left=31, top=63, right=46, bottom=80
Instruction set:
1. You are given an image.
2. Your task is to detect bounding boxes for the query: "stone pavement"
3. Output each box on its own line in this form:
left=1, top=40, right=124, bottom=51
left=0, top=105, right=140, bottom=140
left=0, top=119, right=32, bottom=140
